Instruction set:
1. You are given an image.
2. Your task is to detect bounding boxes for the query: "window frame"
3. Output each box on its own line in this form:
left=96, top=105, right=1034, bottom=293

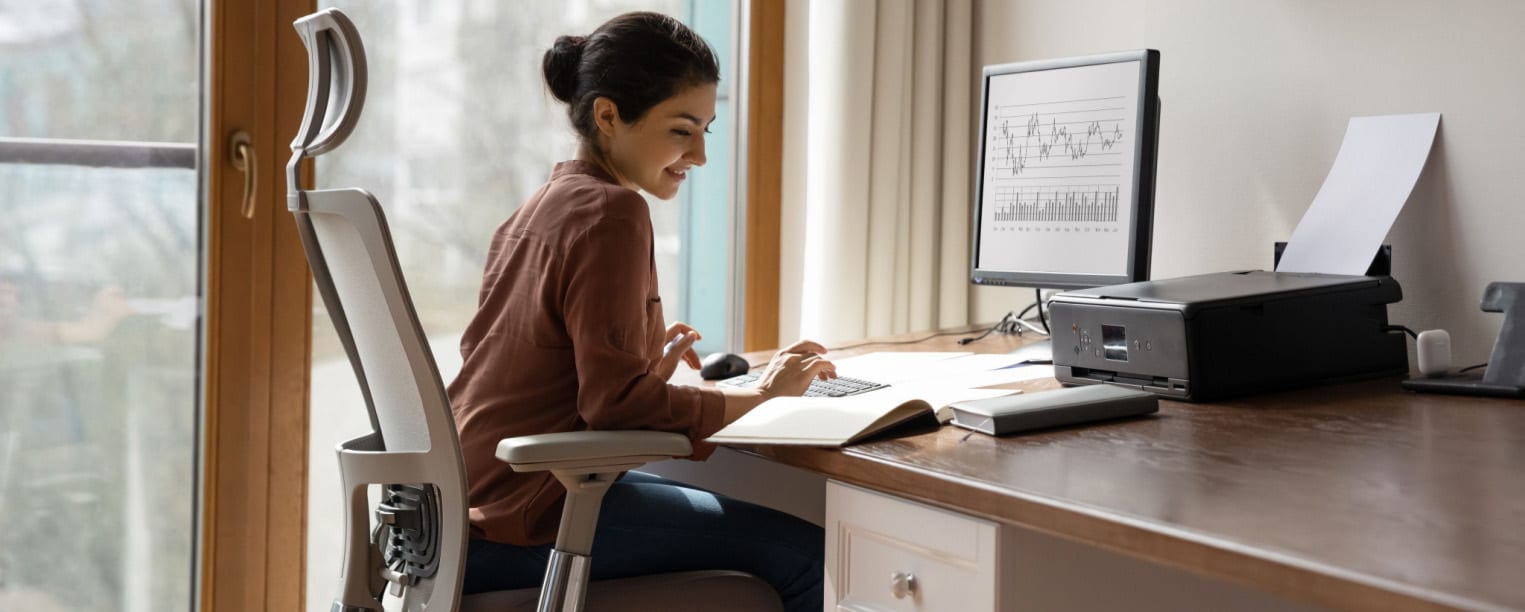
left=200, top=0, right=316, bottom=609
left=742, top=0, right=785, bottom=351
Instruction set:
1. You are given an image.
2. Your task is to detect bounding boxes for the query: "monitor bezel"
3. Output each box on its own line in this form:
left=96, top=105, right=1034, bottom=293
left=970, top=49, right=1159, bottom=291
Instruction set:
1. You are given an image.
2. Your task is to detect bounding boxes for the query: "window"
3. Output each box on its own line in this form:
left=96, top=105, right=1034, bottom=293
left=0, top=1, right=202, bottom=611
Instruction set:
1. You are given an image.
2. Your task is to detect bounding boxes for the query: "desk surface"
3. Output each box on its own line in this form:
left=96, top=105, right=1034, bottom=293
left=678, top=328, right=1525, bottom=611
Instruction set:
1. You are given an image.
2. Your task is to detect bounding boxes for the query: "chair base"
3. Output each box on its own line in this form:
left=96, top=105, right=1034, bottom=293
left=459, top=570, right=783, bottom=612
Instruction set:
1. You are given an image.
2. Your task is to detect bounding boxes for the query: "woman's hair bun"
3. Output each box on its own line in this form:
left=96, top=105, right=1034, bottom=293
left=542, top=35, right=587, bottom=104
left=544, top=13, right=719, bottom=149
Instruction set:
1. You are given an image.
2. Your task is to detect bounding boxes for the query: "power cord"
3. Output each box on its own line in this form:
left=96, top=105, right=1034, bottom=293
left=959, top=290, right=1055, bottom=345
left=827, top=290, right=1056, bottom=351
left=1386, top=324, right=1490, bottom=376
left=1010, top=317, right=1051, bottom=335
left=828, top=328, right=991, bottom=352
left=771, top=316, right=1021, bottom=361
left=751, top=320, right=1014, bottom=367
left=1013, top=300, right=1039, bottom=321
left=956, top=311, right=1021, bottom=346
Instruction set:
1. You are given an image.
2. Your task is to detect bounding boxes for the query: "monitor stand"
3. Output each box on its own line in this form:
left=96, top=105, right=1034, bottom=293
left=1007, top=339, right=1053, bottom=365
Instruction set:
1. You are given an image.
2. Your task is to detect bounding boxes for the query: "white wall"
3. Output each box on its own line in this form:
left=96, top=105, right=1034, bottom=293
left=969, top=0, right=1525, bottom=368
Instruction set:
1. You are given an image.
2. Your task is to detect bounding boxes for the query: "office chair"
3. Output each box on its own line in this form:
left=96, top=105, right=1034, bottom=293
left=287, top=9, right=783, bottom=612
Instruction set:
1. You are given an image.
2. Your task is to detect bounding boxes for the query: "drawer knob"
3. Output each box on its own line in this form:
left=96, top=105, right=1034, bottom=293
left=890, top=572, right=917, bottom=599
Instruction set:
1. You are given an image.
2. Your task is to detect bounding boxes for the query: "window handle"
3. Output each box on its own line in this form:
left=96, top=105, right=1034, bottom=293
left=230, top=130, right=256, bottom=219
left=890, top=572, right=917, bottom=599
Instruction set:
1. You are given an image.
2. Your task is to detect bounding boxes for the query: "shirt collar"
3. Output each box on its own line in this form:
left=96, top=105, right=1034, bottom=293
left=551, top=159, right=619, bottom=186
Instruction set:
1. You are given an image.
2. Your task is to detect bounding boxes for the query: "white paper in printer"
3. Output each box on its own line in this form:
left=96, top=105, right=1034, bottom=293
left=1275, top=113, right=1440, bottom=275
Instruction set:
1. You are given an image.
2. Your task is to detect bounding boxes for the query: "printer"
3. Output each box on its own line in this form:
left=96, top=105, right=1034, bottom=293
left=1048, top=270, right=1407, bottom=401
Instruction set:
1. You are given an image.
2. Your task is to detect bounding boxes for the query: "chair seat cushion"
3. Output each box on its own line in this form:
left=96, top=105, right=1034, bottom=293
left=459, top=569, right=782, bottom=612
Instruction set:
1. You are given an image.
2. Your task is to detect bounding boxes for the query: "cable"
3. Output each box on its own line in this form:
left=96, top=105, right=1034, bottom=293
left=1011, top=317, right=1050, bottom=336
left=1014, top=300, right=1039, bottom=321
left=991, top=294, right=1049, bottom=337
left=827, top=327, right=992, bottom=352
left=1383, top=325, right=1487, bottom=375
left=749, top=321, right=1014, bottom=368
left=823, top=303, right=1041, bottom=353
left=956, top=311, right=1017, bottom=346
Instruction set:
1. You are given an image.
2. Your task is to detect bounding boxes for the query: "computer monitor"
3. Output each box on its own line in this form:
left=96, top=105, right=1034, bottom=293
left=971, top=50, right=1160, bottom=291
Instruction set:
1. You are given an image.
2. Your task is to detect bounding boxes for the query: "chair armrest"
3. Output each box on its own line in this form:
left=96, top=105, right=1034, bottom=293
left=496, top=430, right=692, bottom=473
left=498, top=431, right=694, bottom=559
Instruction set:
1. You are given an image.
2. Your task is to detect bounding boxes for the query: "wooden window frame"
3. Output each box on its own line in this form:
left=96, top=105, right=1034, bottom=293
left=201, top=0, right=315, bottom=609
left=744, top=0, right=786, bottom=351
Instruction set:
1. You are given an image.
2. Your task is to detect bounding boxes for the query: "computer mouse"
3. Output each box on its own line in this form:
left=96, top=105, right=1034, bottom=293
left=699, top=352, right=750, bottom=381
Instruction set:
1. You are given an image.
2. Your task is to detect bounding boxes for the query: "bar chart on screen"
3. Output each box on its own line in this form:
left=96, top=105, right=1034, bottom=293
left=990, top=185, right=1121, bottom=225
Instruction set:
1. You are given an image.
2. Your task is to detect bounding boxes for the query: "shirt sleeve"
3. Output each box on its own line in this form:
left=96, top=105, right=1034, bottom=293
left=561, top=212, right=726, bottom=458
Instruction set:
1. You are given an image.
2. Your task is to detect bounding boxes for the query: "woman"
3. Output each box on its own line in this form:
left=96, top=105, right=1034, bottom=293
left=448, top=12, right=831, bottom=611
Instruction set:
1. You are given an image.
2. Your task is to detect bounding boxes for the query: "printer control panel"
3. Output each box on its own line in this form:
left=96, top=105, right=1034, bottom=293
left=1050, top=301, right=1190, bottom=390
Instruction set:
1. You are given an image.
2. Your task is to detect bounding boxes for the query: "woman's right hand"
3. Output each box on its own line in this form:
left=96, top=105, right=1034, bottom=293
left=753, top=339, right=837, bottom=398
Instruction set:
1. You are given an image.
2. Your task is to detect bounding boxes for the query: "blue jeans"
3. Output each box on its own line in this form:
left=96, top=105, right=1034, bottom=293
left=463, top=471, right=823, bottom=612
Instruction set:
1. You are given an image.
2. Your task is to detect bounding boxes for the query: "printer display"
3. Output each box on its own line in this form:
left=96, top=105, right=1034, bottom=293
left=1049, top=271, right=1407, bottom=401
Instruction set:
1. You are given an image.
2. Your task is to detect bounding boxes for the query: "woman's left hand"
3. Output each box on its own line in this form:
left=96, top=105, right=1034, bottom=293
left=655, top=321, right=703, bottom=380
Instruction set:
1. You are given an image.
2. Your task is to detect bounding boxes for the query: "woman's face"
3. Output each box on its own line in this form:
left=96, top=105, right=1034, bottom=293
left=601, top=83, right=717, bottom=200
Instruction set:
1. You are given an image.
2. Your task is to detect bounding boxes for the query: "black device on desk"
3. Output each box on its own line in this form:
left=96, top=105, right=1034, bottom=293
left=1048, top=270, right=1408, bottom=401
left=699, top=352, right=751, bottom=380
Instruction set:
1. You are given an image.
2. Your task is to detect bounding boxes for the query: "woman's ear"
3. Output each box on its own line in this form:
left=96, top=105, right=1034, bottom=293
left=592, top=96, right=621, bottom=138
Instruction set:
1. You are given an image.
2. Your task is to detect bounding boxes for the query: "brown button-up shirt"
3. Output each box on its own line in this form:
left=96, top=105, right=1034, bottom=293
left=448, top=160, right=726, bottom=546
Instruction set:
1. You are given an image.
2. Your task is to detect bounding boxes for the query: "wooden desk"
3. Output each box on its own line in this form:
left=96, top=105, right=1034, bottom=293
left=674, top=328, right=1525, bottom=611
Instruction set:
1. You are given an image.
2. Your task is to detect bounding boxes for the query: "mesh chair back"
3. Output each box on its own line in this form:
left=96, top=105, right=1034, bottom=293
left=288, top=9, right=467, bottom=611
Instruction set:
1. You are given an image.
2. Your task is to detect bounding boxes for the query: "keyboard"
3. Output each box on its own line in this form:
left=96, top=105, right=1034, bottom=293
left=717, top=372, right=889, bottom=398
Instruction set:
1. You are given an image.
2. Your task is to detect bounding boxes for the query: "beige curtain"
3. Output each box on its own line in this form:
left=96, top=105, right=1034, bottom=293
left=779, top=0, right=974, bottom=345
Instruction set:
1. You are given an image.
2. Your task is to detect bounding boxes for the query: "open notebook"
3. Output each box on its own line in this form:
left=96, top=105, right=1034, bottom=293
left=705, top=385, right=1018, bottom=447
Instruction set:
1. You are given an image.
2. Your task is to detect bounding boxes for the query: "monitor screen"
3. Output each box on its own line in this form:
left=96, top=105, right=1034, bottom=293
left=971, top=50, right=1159, bottom=290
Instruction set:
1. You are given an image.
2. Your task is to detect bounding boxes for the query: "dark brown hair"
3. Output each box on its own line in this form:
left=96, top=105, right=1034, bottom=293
left=542, top=12, right=720, bottom=147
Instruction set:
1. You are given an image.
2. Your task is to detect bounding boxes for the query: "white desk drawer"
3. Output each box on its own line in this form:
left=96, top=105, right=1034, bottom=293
left=826, top=480, right=998, bottom=611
